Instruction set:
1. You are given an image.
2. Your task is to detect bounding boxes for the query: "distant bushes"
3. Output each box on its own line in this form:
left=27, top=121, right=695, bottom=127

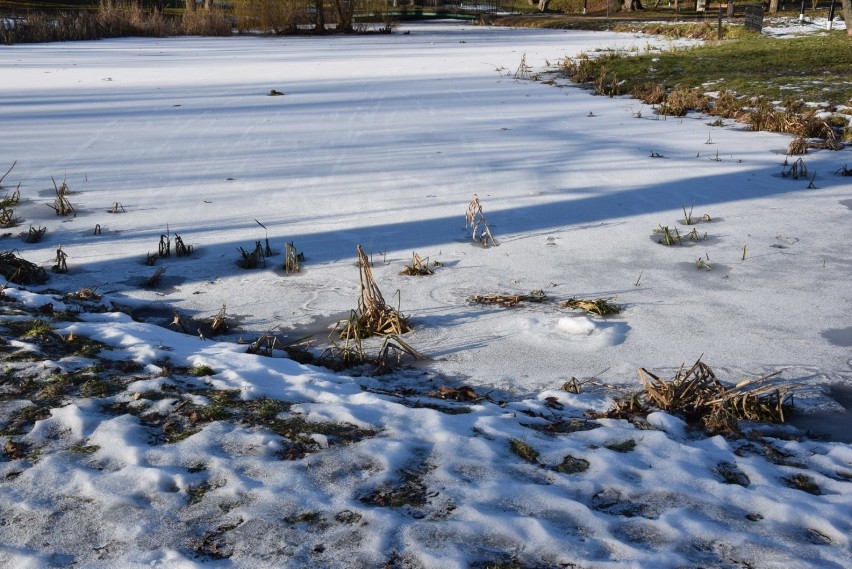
left=1, top=0, right=395, bottom=44
left=1, top=1, right=232, bottom=45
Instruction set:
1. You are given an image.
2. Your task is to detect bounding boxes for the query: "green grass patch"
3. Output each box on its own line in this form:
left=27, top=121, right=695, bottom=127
left=9, top=318, right=53, bottom=340
left=189, top=364, right=216, bottom=377
left=605, top=439, right=637, bottom=453
left=509, top=438, right=540, bottom=463
left=561, top=32, right=852, bottom=106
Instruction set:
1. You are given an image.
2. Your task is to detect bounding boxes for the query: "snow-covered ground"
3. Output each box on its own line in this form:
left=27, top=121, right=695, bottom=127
left=1, top=21, right=850, bottom=568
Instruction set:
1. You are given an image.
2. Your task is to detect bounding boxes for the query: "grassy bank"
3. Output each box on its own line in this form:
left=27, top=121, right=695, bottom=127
left=561, top=31, right=852, bottom=106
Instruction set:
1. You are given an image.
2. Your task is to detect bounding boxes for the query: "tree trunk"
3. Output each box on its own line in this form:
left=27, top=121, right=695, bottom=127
left=540, top=0, right=550, bottom=10
left=842, top=0, right=852, bottom=37
left=768, top=0, right=778, bottom=14
left=623, top=0, right=643, bottom=9
left=314, top=0, right=326, bottom=33
left=185, top=0, right=195, bottom=12
left=331, top=0, right=355, bottom=32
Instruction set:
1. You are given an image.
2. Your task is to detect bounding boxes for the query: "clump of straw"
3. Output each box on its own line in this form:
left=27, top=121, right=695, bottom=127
left=338, top=245, right=412, bottom=339
left=560, top=297, right=621, bottom=316
left=594, top=359, right=793, bottom=437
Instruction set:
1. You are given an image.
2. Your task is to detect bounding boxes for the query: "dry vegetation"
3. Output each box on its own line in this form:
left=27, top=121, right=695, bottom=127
left=1, top=0, right=394, bottom=45
left=0, top=251, right=49, bottom=285
left=338, top=245, right=412, bottom=339
left=592, top=359, right=794, bottom=437
left=472, top=290, right=548, bottom=307
left=1, top=2, right=232, bottom=45
left=464, top=194, right=498, bottom=247
left=560, top=297, right=621, bottom=316
left=400, top=252, right=437, bottom=276
left=556, top=32, right=851, bottom=146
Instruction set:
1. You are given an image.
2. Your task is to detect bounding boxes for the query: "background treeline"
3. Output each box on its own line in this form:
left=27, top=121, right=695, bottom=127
left=0, top=0, right=394, bottom=44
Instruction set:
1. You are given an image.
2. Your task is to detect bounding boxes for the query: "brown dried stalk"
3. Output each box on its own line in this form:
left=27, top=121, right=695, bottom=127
left=338, top=245, right=412, bottom=339
left=561, top=297, right=620, bottom=316
left=0, top=161, right=16, bottom=187
left=472, top=290, right=547, bottom=307
left=0, top=251, right=48, bottom=285
left=144, top=267, right=166, bottom=288
left=52, top=246, right=68, bottom=273
left=400, top=252, right=434, bottom=276
left=464, top=194, right=498, bottom=247
left=49, top=177, right=75, bottom=217
left=284, top=242, right=302, bottom=274
left=638, top=359, right=792, bottom=436
left=209, top=305, right=227, bottom=335
left=239, top=242, right=264, bottom=269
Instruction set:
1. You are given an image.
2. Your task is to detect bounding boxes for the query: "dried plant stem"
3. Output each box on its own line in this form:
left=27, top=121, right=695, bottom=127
left=0, top=161, right=16, bottom=186
left=338, top=245, right=412, bottom=339
left=464, top=194, right=498, bottom=247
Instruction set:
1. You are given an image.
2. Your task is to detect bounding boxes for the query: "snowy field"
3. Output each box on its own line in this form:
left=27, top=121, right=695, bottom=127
left=1, top=21, right=851, bottom=568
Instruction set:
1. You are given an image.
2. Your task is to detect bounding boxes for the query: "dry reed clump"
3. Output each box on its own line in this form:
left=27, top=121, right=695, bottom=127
left=52, top=246, right=68, bottom=273
left=143, top=267, right=166, bottom=288
left=322, top=314, right=422, bottom=374
left=613, top=22, right=725, bottom=41
left=239, top=242, right=265, bottom=269
left=654, top=225, right=681, bottom=246
left=337, top=245, right=412, bottom=340
left=180, top=8, right=233, bottom=36
left=174, top=234, right=193, bottom=257
left=559, top=53, right=597, bottom=84
left=472, top=290, right=547, bottom=307
left=48, top=177, right=75, bottom=217
left=0, top=207, right=18, bottom=229
left=658, top=87, right=710, bottom=117
left=1, top=2, right=232, bottom=46
left=209, top=305, right=228, bottom=335
left=464, top=194, right=497, bottom=247
left=596, top=359, right=793, bottom=437
left=737, top=98, right=839, bottom=143
left=709, top=90, right=743, bottom=119
left=0, top=251, right=48, bottom=285
left=400, top=252, right=437, bottom=276
left=782, top=157, right=809, bottom=179
left=631, top=83, right=666, bottom=105
left=788, top=137, right=809, bottom=156
left=560, top=297, right=621, bottom=316
left=283, top=242, right=303, bottom=274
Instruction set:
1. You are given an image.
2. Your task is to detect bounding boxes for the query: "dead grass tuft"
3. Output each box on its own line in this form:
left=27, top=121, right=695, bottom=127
left=338, top=245, right=412, bottom=339
left=0, top=251, right=48, bottom=285
left=238, top=242, right=265, bottom=269
left=48, top=177, right=75, bottom=217
left=638, top=359, right=792, bottom=436
left=400, top=252, right=436, bottom=276
left=465, top=194, right=497, bottom=247
left=631, top=83, right=666, bottom=105
left=591, top=359, right=793, bottom=437
left=560, top=297, right=621, bottom=316
left=472, top=290, right=547, bottom=307
left=788, top=137, right=808, bottom=156
left=658, top=87, right=709, bottom=117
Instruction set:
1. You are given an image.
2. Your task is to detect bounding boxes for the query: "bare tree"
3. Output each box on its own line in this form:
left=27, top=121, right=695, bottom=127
left=313, top=0, right=326, bottom=33
left=331, top=0, right=356, bottom=32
